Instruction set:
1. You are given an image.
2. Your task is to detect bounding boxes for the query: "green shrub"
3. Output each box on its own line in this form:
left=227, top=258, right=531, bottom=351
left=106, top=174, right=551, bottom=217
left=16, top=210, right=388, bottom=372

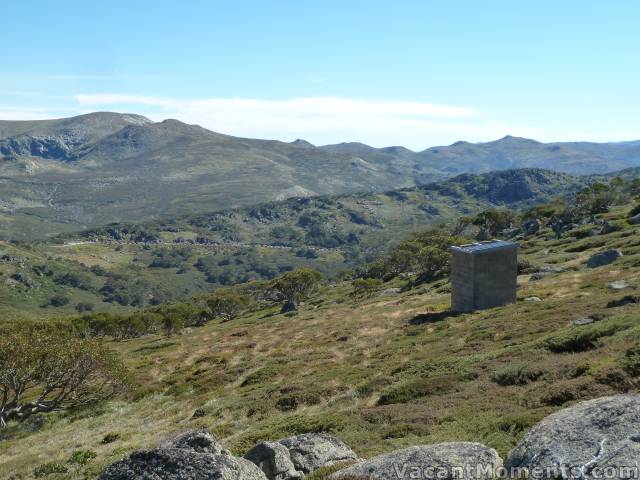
left=67, top=449, right=97, bottom=466
left=517, top=258, right=537, bottom=274
left=377, top=375, right=458, bottom=405
left=491, top=364, right=544, bottom=386
left=623, top=345, right=640, bottom=376
left=572, top=226, right=596, bottom=239
left=33, top=463, right=68, bottom=477
left=206, top=289, right=249, bottom=321
left=48, top=294, right=70, bottom=307
left=351, top=278, right=382, bottom=297
left=496, top=413, right=540, bottom=435
left=241, top=366, right=280, bottom=387
left=545, top=322, right=630, bottom=353
left=101, top=432, right=120, bottom=444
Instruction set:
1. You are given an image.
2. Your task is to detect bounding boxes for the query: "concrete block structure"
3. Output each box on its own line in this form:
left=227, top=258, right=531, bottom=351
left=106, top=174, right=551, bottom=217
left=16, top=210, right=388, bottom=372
left=450, top=240, right=518, bottom=312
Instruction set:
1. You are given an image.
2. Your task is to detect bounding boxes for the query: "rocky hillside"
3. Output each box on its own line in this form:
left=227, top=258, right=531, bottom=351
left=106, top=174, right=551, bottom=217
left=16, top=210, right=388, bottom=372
left=2, top=197, right=640, bottom=478
left=96, top=395, right=640, bottom=480
left=1, top=112, right=638, bottom=238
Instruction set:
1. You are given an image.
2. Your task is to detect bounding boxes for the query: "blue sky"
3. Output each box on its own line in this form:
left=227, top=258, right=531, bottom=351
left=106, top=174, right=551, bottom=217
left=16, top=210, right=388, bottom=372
left=1, top=0, right=639, bottom=148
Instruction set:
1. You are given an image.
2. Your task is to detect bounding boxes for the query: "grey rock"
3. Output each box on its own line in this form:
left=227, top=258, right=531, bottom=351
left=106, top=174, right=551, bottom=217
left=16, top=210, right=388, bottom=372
left=501, top=227, right=521, bottom=239
left=525, top=296, right=542, bottom=302
left=331, top=442, right=502, bottom=480
left=279, top=433, right=359, bottom=474
left=629, top=213, right=640, bottom=225
left=522, top=219, right=541, bottom=236
left=506, top=395, right=640, bottom=479
left=608, top=280, right=630, bottom=290
left=161, top=429, right=230, bottom=456
left=600, top=221, right=616, bottom=234
left=530, top=272, right=548, bottom=281
left=573, top=317, right=595, bottom=326
left=587, top=250, right=622, bottom=268
left=99, top=448, right=268, bottom=480
left=539, top=265, right=565, bottom=273
left=381, top=287, right=402, bottom=296
left=244, top=441, right=303, bottom=480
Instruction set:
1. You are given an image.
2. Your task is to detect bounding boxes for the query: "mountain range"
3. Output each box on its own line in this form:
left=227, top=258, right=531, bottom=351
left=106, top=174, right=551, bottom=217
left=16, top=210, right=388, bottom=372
left=1, top=112, right=639, bottom=238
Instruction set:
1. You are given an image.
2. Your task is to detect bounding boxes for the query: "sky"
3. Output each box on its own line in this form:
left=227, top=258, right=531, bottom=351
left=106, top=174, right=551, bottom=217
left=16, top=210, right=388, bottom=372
left=1, top=0, right=639, bottom=149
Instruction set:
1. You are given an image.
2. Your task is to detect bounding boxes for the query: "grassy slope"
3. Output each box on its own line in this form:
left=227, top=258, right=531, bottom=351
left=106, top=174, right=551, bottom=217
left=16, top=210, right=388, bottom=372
left=2, top=206, right=639, bottom=479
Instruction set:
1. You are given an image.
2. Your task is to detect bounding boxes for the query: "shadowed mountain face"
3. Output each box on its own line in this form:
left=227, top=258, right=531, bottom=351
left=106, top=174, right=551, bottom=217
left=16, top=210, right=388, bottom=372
left=0, top=112, right=638, bottom=237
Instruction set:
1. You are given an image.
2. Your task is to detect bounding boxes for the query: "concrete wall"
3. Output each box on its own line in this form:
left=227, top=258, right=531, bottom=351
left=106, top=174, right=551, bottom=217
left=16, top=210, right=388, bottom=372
left=451, top=243, right=517, bottom=312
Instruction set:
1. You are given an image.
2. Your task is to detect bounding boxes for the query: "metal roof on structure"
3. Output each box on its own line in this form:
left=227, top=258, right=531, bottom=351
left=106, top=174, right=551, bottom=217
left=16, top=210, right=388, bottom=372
left=450, top=240, right=518, bottom=254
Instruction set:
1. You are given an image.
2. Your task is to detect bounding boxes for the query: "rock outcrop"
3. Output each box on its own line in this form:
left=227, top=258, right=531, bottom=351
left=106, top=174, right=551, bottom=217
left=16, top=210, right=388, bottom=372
left=506, top=395, right=640, bottom=479
left=587, top=249, right=622, bottom=268
left=99, top=429, right=267, bottom=480
left=160, top=429, right=231, bottom=456
left=244, top=441, right=303, bottom=480
left=245, top=433, right=358, bottom=480
left=331, top=442, right=501, bottom=480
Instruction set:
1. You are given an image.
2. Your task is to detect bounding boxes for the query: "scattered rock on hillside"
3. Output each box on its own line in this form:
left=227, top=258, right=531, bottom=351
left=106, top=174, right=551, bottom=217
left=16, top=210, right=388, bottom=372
left=600, top=221, right=617, bottom=234
left=501, top=227, right=521, bottom=238
left=629, top=213, right=640, bottom=225
left=99, top=448, right=267, bottom=479
left=539, top=265, right=565, bottom=273
left=245, top=441, right=303, bottom=480
left=522, top=219, right=541, bottom=236
left=505, top=395, right=640, bottom=479
left=160, top=428, right=230, bottom=456
left=381, top=287, right=402, bottom=296
left=529, top=272, right=548, bottom=281
left=608, top=280, right=630, bottom=290
left=573, top=313, right=606, bottom=326
left=587, top=249, right=622, bottom=268
left=525, top=296, right=542, bottom=302
left=606, top=295, right=640, bottom=308
left=279, top=433, right=359, bottom=474
left=573, top=316, right=596, bottom=326
left=331, top=442, right=502, bottom=480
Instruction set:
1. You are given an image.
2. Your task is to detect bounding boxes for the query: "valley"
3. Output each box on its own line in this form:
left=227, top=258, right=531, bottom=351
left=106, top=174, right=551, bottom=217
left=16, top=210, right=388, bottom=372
left=1, top=113, right=639, bottom=239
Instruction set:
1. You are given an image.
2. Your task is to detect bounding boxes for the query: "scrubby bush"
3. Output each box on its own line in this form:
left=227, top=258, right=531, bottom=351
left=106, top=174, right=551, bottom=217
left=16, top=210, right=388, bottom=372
left=351, top=278, right=382, bottom=298
left=67, top=449, right=97, bottom=466
left=271, top=268, right=323, bottom=312
left=0, top=325, right=127, bottom=427
left=75, top=301, right=94, bottom=312
left=377, top=375, right=459, bottom=405
left=48, top=294, right=70, bottom=307
left=472, top=208, right=516, bottom=237
left=364, top=229, right=467, bottom=283
left=33, top=462, right=68, bottom=477
left=206, top=289, right=249, bottom=321
left=54, top=271, right=95, bottom=290
left=491, top=364, right=544, bottom=386
left=162, top=314, right=184, bottom=336
left=545, top=322, right=630, bottom=353
left=623, top=344, right=640, bottom=376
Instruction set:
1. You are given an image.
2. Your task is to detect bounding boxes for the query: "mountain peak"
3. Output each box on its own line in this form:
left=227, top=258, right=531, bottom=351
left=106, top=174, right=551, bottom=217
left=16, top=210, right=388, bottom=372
left=291, top=138, right=315, bottom=148
left=492, top=135, right=541, bottom=145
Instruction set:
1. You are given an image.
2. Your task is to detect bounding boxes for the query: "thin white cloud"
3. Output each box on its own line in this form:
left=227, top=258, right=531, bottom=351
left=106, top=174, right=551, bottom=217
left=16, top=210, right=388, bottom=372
left=74, top=93, right=525, bottom=148
left=74, top=94, right=479, bottom=119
